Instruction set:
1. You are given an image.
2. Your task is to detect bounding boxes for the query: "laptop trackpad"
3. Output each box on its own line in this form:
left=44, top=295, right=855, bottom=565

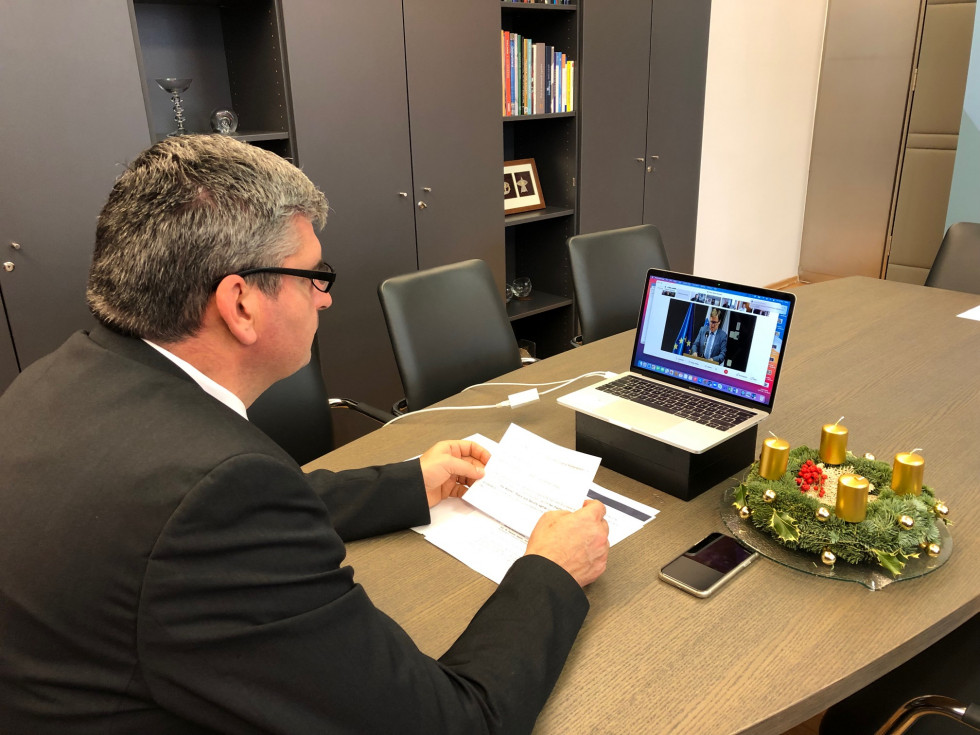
left=606, top=401, right=683, bottom=433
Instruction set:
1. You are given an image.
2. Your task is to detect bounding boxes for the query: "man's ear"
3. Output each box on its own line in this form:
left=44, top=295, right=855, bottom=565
left=213, top=276, right=260, bottom=346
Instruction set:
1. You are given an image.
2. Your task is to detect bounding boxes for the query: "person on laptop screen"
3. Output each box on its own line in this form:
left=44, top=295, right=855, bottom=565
left=689, top=308, right=728, bottom=364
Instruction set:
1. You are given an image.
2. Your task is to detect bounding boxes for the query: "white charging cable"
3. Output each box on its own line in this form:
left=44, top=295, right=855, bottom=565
left=381, top=370, right=618, bottom=426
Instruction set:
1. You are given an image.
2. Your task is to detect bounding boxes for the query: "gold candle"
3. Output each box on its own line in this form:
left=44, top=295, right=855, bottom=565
left=820, top=418, right=848, bottom=465
left=759, top=436, right=790, bottom=480
left=891, top=450, right=924, bottom=496
left=835, top=473, right=869, bottom=522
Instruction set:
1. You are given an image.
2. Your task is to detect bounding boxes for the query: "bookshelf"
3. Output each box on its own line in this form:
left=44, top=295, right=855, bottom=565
left=501, top=1, right=579, bottom=358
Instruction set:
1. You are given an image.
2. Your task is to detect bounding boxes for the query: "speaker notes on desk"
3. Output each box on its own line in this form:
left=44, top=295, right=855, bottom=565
left=413, top=424, right=659, bottom=584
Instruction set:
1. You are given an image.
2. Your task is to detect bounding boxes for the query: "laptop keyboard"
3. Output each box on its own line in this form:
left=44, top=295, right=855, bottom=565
left=597, top=375, right=755, bottom=431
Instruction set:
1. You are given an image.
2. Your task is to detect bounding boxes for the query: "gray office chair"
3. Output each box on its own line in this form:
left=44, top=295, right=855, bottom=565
left=248, top=336, right=390, bottom=465
left=924, top=222, right=980, bottom=295
left=378, top=259, right=523, bottom=413
left=567, top=224, right=670, bottom=345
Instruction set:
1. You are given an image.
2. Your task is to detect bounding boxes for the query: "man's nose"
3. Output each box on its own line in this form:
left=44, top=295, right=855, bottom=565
left=316, top=291, right=333, bottom=311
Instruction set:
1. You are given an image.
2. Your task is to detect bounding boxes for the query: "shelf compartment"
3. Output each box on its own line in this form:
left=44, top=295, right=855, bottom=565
left=505, top=205, right=574, bottom=227
left=507, top=291, right=572, bottom=321
left=133, top=0, right=293, bottom=157
left=503, top=111, right=576, bottom=122
left=500, top=2, right=577, bottom=10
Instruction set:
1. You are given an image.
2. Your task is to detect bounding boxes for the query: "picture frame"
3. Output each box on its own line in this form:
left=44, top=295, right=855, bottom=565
left=504, top=158, right=546, bottom=214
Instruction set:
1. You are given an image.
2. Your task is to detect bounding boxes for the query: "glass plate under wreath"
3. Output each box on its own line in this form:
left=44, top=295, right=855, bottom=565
left=720, top=485, right=953, bottom=591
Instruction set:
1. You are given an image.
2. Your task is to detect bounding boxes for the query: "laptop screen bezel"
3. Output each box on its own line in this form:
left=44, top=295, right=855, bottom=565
left=628, top=268, right=796, bottom=414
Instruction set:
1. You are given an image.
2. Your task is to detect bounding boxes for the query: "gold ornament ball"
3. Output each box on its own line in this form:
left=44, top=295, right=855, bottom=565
left=738, top=505, right=751, bottom=520
left=821, top=549, right=837, bottom=566
left=763, top=489, right=777, bottom=504
left=815, top=507, right=831, bottom=522
left=898, top=514, right=915, bottom=530
left=919, top=540, right=929, bottom=549
left=863, top=452, right=876, bottom=461
left=935, top=502, right=949, bottom=518
left=927, top=543, right=941, bottom=557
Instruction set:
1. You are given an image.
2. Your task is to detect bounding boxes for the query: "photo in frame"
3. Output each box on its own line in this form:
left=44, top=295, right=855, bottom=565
left=504, top=158, right=545, bottom=214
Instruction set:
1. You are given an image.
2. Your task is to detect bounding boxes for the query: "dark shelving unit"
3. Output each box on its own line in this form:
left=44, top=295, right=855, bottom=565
left=501, top=1, right=579, bottom=357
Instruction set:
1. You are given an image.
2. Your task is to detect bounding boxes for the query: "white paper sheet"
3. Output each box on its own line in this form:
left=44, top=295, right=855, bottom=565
left=957, top=304, right=980, bottom=321
left=413, top=429, right=659, bottom=583
left=461, top=424, right=602, bottom=537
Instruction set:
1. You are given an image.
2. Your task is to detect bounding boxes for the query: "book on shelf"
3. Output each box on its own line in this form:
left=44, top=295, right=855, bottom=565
left=533, top=42, right=545, bottom=114
left=501, top=31, right=573, bottom=116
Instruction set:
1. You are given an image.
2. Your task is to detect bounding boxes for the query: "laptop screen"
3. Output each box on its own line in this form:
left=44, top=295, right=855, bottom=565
left=630, top=270, right=795, bottom=411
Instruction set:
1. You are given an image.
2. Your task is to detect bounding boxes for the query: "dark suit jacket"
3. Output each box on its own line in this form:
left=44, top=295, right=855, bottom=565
left=693, top=325, right=728, bottom=364
left=0, top=326, right=588, bottom=734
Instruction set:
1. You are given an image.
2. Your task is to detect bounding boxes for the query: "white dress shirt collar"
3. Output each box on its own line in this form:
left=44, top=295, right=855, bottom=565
left=142, top=339, right=249, bottom=420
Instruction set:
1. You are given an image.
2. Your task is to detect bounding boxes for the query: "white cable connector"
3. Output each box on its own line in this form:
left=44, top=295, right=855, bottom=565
left=506, top=388, right=540, bottom=407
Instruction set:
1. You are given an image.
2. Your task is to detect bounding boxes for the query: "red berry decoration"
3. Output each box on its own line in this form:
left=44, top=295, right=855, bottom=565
left=795, top=460, right=827, bottom=496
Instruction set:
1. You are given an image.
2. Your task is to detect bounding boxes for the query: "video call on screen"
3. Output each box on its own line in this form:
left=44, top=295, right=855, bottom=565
left=634, top=277, right=791, bottom=407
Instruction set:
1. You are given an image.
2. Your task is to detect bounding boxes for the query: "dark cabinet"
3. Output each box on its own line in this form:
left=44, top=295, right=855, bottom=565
left=0, top=0, right=151, bottom=390
left=578, top=0, right=710, bottom=273
left=404, top=2, right=504, bottom=277
left=282, top=0, right=503, bottom=423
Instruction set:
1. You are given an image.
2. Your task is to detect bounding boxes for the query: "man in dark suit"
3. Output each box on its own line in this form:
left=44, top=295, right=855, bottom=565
left=0, top=135, right=609, bottom=734
left=691, top=307, right=728, bottom=364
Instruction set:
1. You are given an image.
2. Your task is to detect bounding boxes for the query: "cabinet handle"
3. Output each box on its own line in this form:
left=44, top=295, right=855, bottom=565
left=398, top=192, right=408, bottom=197
left=3, top=262, right=14, bottom=272
left=649, top=155, right=660, bottom=160
left=10, top=242, right=21, bottom=250
left=417, top=201, right=428, bottom=209
left=422, top=187, right=432, bottom=193
left=635, top=157, right=645, bottom=163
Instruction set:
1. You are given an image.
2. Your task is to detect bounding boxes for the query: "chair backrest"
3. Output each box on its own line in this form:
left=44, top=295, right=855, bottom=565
left=378, top=259, right=522, bottom=412
left=567, top=224, right=670, bottom=344
left=248, top=338, right=334, bottom=465
left=924, top=221, right=980, bottom=295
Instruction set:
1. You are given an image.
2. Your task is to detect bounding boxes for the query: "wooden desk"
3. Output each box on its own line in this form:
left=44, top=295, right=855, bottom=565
left=307, top=277, right=980, bottom=734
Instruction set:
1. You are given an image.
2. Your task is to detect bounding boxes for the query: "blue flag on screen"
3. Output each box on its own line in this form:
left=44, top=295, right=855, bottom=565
left=672, top=304, right=695, bottom=354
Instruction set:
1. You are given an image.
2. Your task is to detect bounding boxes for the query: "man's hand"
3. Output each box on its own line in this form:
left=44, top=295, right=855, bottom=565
left=525, top=499, right=610, bottom=587
left=419, top=440, right=492, bottom=508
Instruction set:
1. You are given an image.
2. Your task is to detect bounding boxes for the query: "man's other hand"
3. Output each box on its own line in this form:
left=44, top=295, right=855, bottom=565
left=419, top=440, right=491, bottom=508
left=525, top=499, right=610, bottom=587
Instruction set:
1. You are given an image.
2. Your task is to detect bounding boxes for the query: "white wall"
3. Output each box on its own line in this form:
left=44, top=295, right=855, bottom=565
left=946, top=4, right=980, bottom=229
left=693, top=0, right=827, bottom=286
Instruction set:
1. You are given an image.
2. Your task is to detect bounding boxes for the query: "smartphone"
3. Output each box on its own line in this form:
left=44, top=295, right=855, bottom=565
left=659, top=532, right=758, bottom=598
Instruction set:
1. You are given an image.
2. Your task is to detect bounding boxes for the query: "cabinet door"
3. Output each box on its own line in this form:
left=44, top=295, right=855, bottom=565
left=0, top=0, right=151, bottom=370
left=403, top=0, right=504, bottom=286
left=0, top=301, right=19, bottom=393
left=644, top=0, right=711, bottom=274
left=281, top=0, right=419, bottom=412
left=578, top=0, right=653, bottom=234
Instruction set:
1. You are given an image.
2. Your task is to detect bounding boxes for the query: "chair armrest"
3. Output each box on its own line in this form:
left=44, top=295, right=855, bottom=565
left=328, top=398, right=392, bottom=425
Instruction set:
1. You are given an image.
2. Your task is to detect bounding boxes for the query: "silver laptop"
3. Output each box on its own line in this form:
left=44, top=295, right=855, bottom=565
left=559, top=269, right=796, bottom=454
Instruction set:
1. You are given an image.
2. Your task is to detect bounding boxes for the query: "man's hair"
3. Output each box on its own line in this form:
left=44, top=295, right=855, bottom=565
left=709, top=308, right=722, bottom=321
left=87, top=134, right=328, bottom=341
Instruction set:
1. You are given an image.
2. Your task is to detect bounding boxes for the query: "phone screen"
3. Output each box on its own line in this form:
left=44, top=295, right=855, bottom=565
left=659, top=532, right=757, bottom=597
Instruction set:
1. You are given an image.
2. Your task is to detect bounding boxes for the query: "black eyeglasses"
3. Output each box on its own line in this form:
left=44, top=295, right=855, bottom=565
left=222, top=261, right=336, bottom=293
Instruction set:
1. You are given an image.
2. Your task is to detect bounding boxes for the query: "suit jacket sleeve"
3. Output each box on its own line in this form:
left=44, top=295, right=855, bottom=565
left=305, top=460, right=430, bottom=541
left=138, top=453, right=588, bottom=735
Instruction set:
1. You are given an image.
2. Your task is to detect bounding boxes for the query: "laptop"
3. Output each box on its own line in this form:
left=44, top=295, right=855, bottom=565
left=558, top=269, right=796, bottom=454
